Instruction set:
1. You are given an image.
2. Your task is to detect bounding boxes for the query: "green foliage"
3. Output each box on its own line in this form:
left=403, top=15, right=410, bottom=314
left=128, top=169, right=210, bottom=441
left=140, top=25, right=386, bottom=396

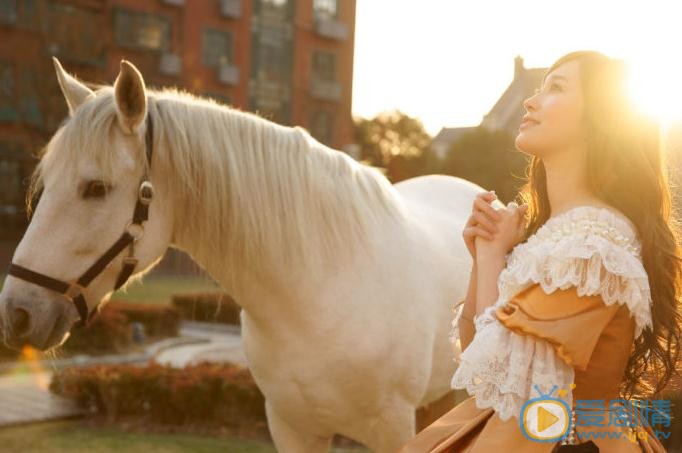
left=112, top=276, right=220, bottom=305
left=354, top=110, right=432, bottom=182
left=442, top=126, right=528, bottom=203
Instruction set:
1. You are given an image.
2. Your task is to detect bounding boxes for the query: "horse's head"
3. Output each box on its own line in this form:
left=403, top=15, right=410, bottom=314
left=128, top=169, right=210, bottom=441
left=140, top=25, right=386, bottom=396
left=0, top=59, right=173, bottom=350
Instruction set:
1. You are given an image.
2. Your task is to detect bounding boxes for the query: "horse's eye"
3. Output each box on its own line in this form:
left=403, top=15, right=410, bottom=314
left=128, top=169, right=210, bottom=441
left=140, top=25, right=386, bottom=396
left=82, top=181, right=111, bottom=199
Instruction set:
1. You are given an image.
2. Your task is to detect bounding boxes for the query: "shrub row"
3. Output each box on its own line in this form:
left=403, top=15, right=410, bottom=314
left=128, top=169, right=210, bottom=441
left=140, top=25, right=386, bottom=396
left=172, top=293, right=241, bottom=325
left=106, top=300, right=180, bottom=339
left=50, top=361, right=265, bottom=427
left=61, top=306, right=134, bottom=356
left=2, top=301, right=180, bottom=359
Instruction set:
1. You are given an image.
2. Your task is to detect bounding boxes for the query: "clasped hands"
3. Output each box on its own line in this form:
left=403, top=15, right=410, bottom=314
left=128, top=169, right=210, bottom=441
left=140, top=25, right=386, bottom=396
left=462, top=191, right=528, bottom=260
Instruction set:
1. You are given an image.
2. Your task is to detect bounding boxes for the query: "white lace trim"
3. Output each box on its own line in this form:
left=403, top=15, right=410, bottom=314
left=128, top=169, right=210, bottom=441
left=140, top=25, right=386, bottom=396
left=496, top=205, right=652, bottom=338
left=447, top=205, right=652, bottom=420
left=451, top=317, right=575, bottom=422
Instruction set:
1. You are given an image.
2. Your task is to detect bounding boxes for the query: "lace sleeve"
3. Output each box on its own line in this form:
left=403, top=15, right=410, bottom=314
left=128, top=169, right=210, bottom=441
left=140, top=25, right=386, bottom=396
left=450, top=308, right=575, bottom=422
left=449, top=206, right=651, bottom=422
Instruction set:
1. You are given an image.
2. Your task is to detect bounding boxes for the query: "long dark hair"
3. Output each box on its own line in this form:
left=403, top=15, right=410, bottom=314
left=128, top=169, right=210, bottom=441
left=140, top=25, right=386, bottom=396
left=517, top=51, right=682, bottom=400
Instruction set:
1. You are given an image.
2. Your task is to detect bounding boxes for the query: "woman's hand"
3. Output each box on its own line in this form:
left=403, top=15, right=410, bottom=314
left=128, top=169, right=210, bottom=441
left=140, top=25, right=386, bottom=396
left=463, top=191, right=502, bottom=259
left=475, top=201, right=528, bottom=258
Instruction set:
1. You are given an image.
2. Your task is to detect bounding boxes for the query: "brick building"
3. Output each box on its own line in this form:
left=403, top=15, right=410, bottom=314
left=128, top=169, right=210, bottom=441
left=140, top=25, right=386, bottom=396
left=0, top=0, right=356, bottom=240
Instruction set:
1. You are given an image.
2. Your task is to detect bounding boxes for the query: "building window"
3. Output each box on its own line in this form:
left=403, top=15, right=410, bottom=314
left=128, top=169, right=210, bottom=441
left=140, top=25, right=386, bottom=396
left=312, top=50, right=335, bottom=81
left=0, top=143, right=30, bottom=233
left=49, top=4, right=105, bottom=66
left=114, top=8, right=171, bottom=51
left=263, top=0, right=287, bottom=7
left=0, top=0, right=17, bottom=24
left=19, top=70, right=41, bottom=126
left=313, top=0, right=337, bottom=18
left=0, top=65, right=18, bottom=122
left=203, top=29, right=233, bottom=67
left=255, top=0, right=290, bottom=19
left=310, top=110, right=334, bottom=145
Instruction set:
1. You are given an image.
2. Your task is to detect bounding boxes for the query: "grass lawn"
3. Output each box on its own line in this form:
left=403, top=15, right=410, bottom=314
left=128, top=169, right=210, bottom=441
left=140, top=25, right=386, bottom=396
left=0, top=420, right=370, bottom=452
left=1, top=273, right=221, bottom=306
left=111, top=275, right=221, bottom=305
left=0, top=420, right=276, bottom=453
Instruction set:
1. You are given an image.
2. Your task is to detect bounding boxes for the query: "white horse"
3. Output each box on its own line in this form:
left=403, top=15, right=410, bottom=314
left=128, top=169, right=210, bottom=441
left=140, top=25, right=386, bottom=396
left=0, top=59, right=490, bottom=452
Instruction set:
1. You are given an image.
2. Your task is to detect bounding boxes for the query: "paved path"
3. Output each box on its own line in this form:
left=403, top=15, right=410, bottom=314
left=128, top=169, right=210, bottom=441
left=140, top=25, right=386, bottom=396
left=0, top=322, right=244, bottom=427
left=0, top=372, right=84, bottom=426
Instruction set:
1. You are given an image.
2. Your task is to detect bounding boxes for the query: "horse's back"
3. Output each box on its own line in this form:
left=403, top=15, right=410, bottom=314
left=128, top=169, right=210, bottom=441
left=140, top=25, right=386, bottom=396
left=393, top=174, right=488, bottom=226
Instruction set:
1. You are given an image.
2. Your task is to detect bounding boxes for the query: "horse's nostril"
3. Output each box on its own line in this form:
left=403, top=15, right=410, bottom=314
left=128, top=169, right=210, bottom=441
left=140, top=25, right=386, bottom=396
left=12, top=308, right=30, bottom=337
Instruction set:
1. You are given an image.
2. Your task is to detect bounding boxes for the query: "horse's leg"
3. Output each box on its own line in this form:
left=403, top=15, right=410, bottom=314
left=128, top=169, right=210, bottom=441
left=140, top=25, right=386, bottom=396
left=265, top=400, right=334, bottom=453
left=362, top=401, right=417, bottom=453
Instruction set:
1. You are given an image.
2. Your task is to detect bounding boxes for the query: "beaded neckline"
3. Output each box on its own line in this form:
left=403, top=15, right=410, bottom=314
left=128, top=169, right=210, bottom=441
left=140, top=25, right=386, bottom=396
left=539, top=205, right=638, bottom=241
left=517, top=205, right=642, bottom=257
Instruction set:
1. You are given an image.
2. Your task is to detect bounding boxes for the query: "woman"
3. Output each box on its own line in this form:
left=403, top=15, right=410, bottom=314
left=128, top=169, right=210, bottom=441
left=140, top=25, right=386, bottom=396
left=400, top=51, right=681, bottom=452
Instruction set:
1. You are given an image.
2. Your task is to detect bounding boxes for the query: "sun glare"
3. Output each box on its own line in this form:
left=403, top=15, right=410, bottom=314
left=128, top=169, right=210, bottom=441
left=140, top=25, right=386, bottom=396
left=626, top=57, right=682, bottom=124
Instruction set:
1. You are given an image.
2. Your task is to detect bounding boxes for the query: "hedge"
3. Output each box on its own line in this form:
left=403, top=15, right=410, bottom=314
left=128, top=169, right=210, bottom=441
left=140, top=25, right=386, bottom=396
left=49, top=361, right=265, bottom=428
left=172, top=293, right=241, bottom=325
left=105, top=300, right=179, bottom=339
left=2, top=301, right=179, bottom=360
left=60, top=306, right=133, bottom=355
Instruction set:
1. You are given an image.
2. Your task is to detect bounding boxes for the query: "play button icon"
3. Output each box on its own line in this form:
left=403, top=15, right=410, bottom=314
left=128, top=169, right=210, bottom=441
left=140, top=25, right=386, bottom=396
left=520, top=400, right=571, bottom=441
left=537, top=406, right=560, bottom=432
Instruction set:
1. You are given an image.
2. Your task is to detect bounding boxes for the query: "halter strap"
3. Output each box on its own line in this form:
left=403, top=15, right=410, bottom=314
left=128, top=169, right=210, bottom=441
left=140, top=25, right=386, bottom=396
left=7, top=109, right=156, bottom=327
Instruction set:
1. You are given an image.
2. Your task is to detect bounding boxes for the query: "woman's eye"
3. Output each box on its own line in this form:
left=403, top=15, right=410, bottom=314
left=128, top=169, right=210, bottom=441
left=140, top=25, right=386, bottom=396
left=82, top=181, right=111, bottom=199
left=550, top=83, right=562, bottom=91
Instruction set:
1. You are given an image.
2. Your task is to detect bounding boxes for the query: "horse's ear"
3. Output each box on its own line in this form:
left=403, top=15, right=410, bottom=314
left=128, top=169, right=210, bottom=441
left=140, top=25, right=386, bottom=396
left=113, top=60, right=147, bottom=135
left=53, top=57, right=94, bottom=116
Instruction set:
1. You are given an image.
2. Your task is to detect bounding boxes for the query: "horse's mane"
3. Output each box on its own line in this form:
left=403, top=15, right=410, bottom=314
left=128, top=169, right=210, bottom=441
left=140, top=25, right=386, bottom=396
left=31, top=87, right=409, bottom=288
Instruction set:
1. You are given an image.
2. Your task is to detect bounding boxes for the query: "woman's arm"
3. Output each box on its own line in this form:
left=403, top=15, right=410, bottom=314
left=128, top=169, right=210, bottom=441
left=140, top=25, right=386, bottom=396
left=474, top=240, right=507, bottom=316
left=458, top=260, right=477, bottom=351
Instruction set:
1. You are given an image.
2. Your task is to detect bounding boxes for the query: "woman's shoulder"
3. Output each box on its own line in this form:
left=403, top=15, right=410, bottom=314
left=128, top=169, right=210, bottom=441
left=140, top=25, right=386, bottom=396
left=532, top=204, right=640, bottom=253
left=498, top=203, right=652, bottom=338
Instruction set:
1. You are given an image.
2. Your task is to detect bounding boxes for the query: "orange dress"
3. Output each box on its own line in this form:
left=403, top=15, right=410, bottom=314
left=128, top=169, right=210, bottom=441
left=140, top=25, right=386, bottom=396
left=399, top=206, right=667, bottom=453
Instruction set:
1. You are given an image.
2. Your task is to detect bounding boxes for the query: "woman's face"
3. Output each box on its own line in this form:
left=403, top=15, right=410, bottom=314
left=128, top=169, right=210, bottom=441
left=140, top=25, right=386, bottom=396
left=515, top=60, right=586, bottom=158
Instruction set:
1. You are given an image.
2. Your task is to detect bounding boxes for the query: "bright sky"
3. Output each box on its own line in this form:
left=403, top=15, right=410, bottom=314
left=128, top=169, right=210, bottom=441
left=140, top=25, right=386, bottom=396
left=351, top=0, right=682, bottom=136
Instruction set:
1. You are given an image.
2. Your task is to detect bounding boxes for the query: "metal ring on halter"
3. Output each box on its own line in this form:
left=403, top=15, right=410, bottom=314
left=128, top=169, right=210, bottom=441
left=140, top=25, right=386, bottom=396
left=126, top=221, right=145, bottom=241
left=65, top=282, right=85, bottom=301
left=138, top=181, right=154, bottom=205
left=507, top=201, right=519, bottom=208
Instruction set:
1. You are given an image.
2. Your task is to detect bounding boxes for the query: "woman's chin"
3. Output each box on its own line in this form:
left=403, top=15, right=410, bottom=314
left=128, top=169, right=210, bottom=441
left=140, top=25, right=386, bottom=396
left=514, top=134, right=537, bottom=156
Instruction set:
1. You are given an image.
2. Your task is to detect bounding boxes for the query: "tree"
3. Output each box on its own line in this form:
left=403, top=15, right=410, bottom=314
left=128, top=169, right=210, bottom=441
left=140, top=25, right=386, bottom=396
left=442, top=126, right=528, bottom=203
left=354, top=110, right=432, bottom=182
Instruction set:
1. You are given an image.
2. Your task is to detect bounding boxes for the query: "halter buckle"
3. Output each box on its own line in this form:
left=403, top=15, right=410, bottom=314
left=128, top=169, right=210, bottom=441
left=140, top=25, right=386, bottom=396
left=126, top=221, right=145, bottom=241
left=123, top=256, right=138, bottom=267
left=65, top=282, right=85, bottom=301
left=139, top=181, right=154, bottom=205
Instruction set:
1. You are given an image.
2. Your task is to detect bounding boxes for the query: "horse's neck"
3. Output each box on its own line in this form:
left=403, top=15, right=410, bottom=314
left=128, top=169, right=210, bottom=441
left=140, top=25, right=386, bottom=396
left=163, top=107, right=405, bottom=315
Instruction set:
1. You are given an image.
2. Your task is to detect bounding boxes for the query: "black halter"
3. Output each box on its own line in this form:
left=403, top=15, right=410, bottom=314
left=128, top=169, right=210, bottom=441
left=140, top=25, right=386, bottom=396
left=7, top=113, right=155, bottom=327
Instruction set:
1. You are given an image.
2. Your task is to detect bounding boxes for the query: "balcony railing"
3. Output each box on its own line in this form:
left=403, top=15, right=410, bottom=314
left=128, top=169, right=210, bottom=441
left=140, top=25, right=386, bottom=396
left=220, top=0, right=241, bottom=19
left=159, top=53, right=182, bottom=76
left=310, top=79, right=342, bottom=102
left=314, top=16, right=348, bottom=41
left=218, top=64, right=240, bottom=86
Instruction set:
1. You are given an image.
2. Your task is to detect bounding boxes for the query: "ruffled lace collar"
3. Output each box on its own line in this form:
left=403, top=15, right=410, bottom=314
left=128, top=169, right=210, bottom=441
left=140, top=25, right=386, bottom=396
left=480, top=205, right=652, bottom=338
left=532, top=205, right=640, bottom=253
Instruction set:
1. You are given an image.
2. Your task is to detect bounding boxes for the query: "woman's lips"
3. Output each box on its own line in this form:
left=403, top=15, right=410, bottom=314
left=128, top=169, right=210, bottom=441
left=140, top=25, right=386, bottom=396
left=519, top=119, right=539, bottom=129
